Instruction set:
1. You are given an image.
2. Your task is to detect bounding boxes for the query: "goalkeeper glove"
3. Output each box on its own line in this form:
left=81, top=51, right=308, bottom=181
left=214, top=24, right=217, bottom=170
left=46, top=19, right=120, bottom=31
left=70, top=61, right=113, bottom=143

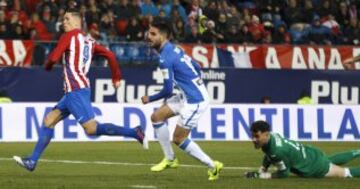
left=245, top=171, right=272, bottom=179
left=245, top=171, right=259, bottom=178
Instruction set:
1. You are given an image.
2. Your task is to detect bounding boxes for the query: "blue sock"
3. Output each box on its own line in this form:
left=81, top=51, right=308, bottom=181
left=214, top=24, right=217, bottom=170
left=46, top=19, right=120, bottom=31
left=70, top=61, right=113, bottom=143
left=30, top=127, right=54, bottom=162
left=96, top=123, right=137, bottom=138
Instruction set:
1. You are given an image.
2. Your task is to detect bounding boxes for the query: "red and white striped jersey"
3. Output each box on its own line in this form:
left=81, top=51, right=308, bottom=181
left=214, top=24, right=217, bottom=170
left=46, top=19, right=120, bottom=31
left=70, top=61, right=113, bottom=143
left=45, top=29, right=121, bottom=93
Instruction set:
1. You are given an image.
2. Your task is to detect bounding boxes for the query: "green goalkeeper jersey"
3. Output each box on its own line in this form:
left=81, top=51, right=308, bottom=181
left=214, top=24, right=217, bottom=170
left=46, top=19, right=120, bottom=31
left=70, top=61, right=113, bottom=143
left=261, top=133, right=331, bottom=178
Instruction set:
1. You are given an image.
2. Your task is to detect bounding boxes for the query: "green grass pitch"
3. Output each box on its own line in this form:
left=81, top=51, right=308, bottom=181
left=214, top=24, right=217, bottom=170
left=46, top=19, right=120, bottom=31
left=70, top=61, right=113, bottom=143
left=0, top=141, right=359, bottom=189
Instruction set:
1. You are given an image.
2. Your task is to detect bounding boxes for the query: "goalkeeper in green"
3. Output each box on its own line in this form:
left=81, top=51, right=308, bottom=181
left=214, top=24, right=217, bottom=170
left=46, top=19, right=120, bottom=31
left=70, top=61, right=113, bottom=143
left=245, top=120, right=360, bottom=179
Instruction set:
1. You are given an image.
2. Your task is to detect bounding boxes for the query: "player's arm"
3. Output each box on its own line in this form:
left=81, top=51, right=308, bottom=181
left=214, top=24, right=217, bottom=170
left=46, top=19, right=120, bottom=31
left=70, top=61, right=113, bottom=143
left=344, top=55, right=360, bottom=65
left=246, top=151, right=290, bottom=179
left=271, top=160, right=290, bottom=178
left=245, top=160, right=289, bottom=179
left=45, top=33, right=71, bottom=70
left=142, top=61, right=174, bottom=104
left=259, top=155, right=272, bottom=172
left=93, top=43, right=122, bottom=88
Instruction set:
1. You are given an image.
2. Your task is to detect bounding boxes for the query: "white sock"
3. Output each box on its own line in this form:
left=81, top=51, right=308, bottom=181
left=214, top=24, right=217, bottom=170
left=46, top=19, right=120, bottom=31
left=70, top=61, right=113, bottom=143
left=179, top=138, right=215, bottom=168
left=153, top=122, right=175, bottom=160
left=345, top=168, right=353, bottom=178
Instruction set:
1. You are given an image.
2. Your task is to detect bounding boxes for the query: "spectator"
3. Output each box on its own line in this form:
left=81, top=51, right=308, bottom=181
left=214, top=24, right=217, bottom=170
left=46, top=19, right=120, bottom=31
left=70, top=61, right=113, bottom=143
left=289, top=24, right=307, bottom=44
left=316, top=0, right=335, bottom=19
left=227, top=6, right=241, bottom=27
left=240, top=8, right=251, bottom=26
left=158, top=0, right=171, bottom=17
left=66, top=0, right=77, bottom=10
left=305, top=15, right=332, bottom=45
left=303, top=0, right=316, bottom=24
left=238, top=24, right=254, bottom=44
left=188, top=0, right=203, bottom=34
left=125, top=17, right=143, bottom=41
left=0, top=9, right=9, bottom=29
left=247, top=15, right=266, bottom=43
left=0, top=22, right=9, bottom=39
left=54, top=7, right=65, bottom=34
left=42, top=6, right=56, bottom=34
left=225, top=24, right=241, bottom=43
left=201, top=20, right=224, bottom=43
left=141, top=0, right=159, bottom=17
left=35, top=0, right=58, bottom=19
left=116, top=0, right=133, bottom=20
left=262, top=31, right=272, bottom=44
left=184, top=26, right=201, bottom=43
left=322, top=14, right=341, bottom=42
left=10, top=24, right=28, bottom=39
left=203, top=1, right=218, bottom=22
left=99, top=10, right=116, bottom=42
left=141, top=14, right=154, bottom=30
left=128, top=0, right=141, bottom=18
left=86, top=3, right=101, bottom=26
left=198, top=15, right=208, bottom=35
left=172, top=19, right=185, bottom=42
left=342, top=17, right=360, bottom=45
left=283, top=0, right=304, bottom=27
left=218, top=0, right=232, bottom=17
left=99, top=0, right=117, bottom=15
left=169, top=8, right=183, bottom=25
left=336, top=1, right=351, bottom=27
left=272, top=24, right=291, bottom=44
left=171, top=0, right=187, bottom=23
left=27, top=13, right=52, bottom=41
left=9, top=0, right=29, bottom=26
left=260, top=96, right=271, bottom=104
left=158, top=9, right=167, bottom=20
left=216, top=13, right=228, bottom=37
left=9, top=11, right=21, bottom=30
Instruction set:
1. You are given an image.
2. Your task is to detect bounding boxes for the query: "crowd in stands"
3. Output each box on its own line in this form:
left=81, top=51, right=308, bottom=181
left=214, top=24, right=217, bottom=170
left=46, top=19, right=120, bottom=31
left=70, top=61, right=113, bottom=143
left=0, top=0, right=359, bottom=45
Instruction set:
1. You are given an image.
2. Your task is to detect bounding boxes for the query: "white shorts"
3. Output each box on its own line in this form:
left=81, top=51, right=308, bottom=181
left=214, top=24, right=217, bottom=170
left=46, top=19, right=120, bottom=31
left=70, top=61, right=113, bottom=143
left=165, top=94, right=209, bottom=129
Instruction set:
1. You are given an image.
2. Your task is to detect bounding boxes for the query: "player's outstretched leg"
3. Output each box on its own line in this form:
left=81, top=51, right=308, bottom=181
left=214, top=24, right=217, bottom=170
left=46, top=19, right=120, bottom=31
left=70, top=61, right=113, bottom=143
left=151, top=122, right=178, bottom=172
left=94, top=122, right=148, bottom=149
left=13, top=126, right=54, bottom=172
left=329, top=149, right=360, bottom=165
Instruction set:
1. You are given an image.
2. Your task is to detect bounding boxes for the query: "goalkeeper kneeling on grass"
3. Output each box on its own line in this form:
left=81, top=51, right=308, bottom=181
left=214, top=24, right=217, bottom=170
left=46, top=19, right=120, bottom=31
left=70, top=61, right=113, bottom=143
left=245, top=120, right=360, bottom=179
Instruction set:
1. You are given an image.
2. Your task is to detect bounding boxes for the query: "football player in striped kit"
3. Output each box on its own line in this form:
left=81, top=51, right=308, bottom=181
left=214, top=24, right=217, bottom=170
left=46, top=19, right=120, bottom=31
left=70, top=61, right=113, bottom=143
left=13, top=8, right=148, bottom=172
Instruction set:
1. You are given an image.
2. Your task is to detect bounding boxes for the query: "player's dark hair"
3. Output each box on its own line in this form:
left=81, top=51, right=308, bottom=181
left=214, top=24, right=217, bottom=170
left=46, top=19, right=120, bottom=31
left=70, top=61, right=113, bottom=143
left=65, top=8, right=81, bottom=18
left=151, top=17, right=172, bottom=38
left=250, top=120, right=271, bottom=133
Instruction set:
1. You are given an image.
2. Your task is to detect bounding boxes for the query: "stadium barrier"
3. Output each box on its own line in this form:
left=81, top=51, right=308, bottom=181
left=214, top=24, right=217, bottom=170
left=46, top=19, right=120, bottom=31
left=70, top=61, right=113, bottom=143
left=0, top=103, right=359, bottom=142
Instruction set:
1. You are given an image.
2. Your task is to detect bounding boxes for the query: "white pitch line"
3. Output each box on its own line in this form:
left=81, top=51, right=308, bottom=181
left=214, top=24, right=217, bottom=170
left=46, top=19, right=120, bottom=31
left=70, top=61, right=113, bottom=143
left=129, top=185, right=157, bottom=189
left=0, top=157, right=256, bottom=170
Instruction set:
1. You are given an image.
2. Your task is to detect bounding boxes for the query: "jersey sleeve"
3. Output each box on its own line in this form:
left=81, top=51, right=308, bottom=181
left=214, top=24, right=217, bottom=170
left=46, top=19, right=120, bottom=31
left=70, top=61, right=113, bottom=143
left=262, top=155, right=272, bottom=170
left=270, top=149, right=290, bottom=178
left=45, top=32, right=71, bottom=70
left=149, top=59, right=174, bottom=102
left=93, top=43, right=122, bottom=83
left=191, top=59, right=201, bottom=76
left=271, top=158, right=290, bottom=178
